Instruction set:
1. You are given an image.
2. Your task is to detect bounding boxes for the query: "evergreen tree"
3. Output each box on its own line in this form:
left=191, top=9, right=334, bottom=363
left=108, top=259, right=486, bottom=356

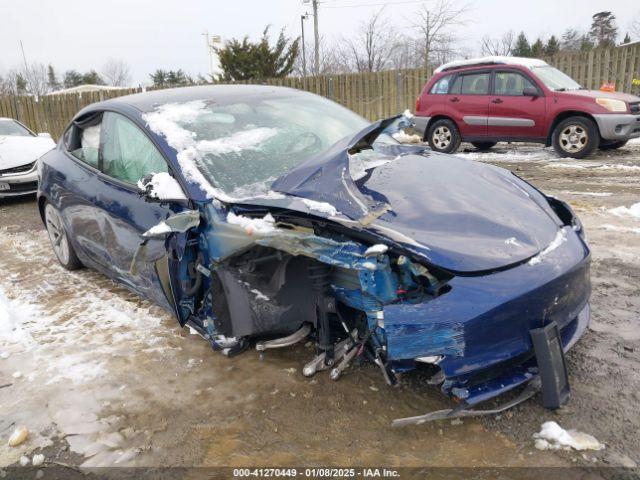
left=589, top=11, right=618, bottom=48
left=63, top=70, right=84, bottom=88
left=580, top=35, right=594, bottom=51
left=16, top=73, right=28, bottom=94
left=530, top=38, right=544, bottom=58
left=544, top=35, right=560, bottom=56
left=512, top=32, right=531, bottom=57
left=81, top=70, right=105, bottom=85
left=217, top=26, right=299, bottom=80
left=622, top=33, right=631, bottom=44
left=47, top=65, right=60, bottom=91
left=150, top=69, right=168, bottom=88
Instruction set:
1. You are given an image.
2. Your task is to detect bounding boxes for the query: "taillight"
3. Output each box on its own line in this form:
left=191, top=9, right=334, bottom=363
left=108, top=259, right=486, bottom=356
left=415, top=98, right=420, bottom=112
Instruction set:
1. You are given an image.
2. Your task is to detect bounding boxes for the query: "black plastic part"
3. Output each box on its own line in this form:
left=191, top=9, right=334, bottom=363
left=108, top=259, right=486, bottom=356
left=530, top=321, right=570, bottom=409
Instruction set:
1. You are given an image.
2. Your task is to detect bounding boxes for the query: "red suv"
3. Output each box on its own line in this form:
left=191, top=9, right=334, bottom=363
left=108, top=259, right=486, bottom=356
left=412, top=57, right=640, bottom=158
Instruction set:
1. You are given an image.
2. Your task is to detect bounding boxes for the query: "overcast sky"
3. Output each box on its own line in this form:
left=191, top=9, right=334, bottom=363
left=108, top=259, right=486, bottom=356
left=1, top=0, right=638, bottom=85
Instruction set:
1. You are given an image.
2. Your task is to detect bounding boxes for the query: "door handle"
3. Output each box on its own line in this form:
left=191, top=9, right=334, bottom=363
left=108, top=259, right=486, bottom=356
left=491, top=98, right=503, bottom=104
left=449, top=97, right=460, bottom=103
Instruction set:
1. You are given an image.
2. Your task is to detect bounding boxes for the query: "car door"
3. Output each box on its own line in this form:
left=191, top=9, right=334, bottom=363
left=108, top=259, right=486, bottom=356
left=446, top=71, right=491, bottom=138
left=95, top=111, right=189, bottom=308
left=488, top=69, right=546, bottom=139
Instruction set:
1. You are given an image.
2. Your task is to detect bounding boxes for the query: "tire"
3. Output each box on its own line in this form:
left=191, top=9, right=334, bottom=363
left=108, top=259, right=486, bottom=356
left=427, top=119, right=461, bottom=154
left=552, top=116, right=599, bottom=159
left=471, top=141, right=497, bottom=151
left=599, top=140, right=628, bottom=151
left=44, top=202, right=82, bottom=270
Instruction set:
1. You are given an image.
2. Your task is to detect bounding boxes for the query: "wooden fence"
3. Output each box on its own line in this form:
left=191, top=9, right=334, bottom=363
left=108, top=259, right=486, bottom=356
left=1, top=43, right=639, bottom=141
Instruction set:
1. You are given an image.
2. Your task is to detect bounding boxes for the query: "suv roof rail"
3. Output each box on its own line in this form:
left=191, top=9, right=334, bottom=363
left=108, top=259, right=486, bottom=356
left=434, top=56, right=548, bottom=74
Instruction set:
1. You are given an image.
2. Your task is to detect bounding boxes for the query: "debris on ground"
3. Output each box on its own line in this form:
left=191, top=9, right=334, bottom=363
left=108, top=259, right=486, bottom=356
left=533, top=421, right=604, bottom=451
left=7, top=425, right=29, bottom=446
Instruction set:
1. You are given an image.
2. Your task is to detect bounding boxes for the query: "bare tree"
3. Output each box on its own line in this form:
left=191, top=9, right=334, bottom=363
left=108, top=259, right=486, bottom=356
left=102, top=58, right=132, bottom=86
left=412, top=0, right=468, bottom=67
left=631, top=12, right=640, bottom=39
left=23, top=63, right=50, bottom=97
left=293, top=36, right=350, bottom=76
left=341, top=9, right=399, bottom=73
left=480, top=30, right=516, bottom=56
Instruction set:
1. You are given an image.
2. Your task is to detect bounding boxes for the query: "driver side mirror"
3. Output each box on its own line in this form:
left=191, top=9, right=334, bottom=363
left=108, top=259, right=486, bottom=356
left=523, top=86, right=539, bottom=97
left=138, top=172, right=188, bottom=203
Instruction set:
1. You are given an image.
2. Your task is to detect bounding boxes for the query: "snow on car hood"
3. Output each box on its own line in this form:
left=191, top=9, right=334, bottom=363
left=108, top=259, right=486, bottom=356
left=0, top=135, right=56, bottom=170
left=271, top=119, right=562, bottom=273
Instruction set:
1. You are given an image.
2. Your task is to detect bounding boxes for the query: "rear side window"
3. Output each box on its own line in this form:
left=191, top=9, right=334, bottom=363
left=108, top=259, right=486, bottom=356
left=101, top=112, right=167, bottom=185
left=430, top=75, right=453, bottom=94
left=495, top=71, right=537, bottom=96
left=66, top=115, right=102, bottom=169
left=450, top=72, right=490, bottom=95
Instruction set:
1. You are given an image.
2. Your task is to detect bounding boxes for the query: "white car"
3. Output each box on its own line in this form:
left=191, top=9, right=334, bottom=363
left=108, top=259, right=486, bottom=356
left=0, top=118, right=56, bottom=197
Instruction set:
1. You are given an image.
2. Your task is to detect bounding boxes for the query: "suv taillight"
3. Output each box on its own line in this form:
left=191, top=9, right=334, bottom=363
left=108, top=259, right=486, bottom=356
left=415, top=98, right=420, bottom=112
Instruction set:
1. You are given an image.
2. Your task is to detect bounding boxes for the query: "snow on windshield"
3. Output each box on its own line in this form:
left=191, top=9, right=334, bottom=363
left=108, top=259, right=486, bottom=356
left=143, top=94, right=369, bottom=201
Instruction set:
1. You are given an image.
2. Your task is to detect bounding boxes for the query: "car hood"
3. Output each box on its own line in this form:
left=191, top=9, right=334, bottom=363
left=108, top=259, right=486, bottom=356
left=267, top=119, right=562, bottom=273
left=559, top=89, right=640, bottom=103
left=0, top=135, right=56, bottom=170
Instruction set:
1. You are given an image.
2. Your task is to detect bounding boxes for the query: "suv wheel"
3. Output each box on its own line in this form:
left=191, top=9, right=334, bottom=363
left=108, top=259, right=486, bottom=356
left=552, top=116, right=599, bottom=159
left=45, top=202, right=83, bottom=270
left=471, top=141, right=497, bottom=151
left=599, top=140, right=627, bottom=151
left=427, top=119, right=461, bottom=154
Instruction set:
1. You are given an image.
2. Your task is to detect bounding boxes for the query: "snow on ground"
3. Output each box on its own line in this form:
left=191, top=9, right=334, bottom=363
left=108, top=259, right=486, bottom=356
left=609, top=202, right=640, bottom=219
left=0, top=228, right=180, bottom=467
left=533, top=421, right=604, bottom=451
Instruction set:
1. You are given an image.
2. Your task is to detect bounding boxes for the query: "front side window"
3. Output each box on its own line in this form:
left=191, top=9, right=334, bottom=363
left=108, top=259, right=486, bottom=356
left=450, top=72, right=490, bottom=95
left=101, top=112, right=168, bottom=185
left=495, top=72, right=537, bottom=96
left=0, top=120, right=34, bottom=137
left=430, top=75, right=453, bottom=94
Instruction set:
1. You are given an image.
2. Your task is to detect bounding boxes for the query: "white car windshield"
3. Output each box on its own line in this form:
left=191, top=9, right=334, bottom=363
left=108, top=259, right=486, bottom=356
left=530, top=66, right=583, bottom=91
left=0, top=120, right=33, bottom=137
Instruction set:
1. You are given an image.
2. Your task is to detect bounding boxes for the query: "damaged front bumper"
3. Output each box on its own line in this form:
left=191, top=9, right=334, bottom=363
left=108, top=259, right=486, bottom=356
left=384, top=225, right=590, bottom=408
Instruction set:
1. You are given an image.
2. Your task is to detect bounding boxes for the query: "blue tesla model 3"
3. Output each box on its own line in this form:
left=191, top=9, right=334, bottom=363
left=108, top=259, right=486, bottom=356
left=38, top=85, right=590, bottom=423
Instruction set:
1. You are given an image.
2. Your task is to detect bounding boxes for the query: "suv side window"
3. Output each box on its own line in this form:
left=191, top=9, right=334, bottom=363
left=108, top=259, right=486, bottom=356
left=100, top=112, right=168, bottom=185
left=430, top=74, right=453, bottom=94
left=450, top=72, right=490, bottom=95
left=495, top=71, right=537, bottom=96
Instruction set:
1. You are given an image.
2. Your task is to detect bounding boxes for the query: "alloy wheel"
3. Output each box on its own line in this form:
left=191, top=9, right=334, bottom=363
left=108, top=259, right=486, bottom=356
left=432, top=126, right=452, bottom=149
left=559, top=125, right=588, bottom=153
left=45, top=204, right=70, bottom=265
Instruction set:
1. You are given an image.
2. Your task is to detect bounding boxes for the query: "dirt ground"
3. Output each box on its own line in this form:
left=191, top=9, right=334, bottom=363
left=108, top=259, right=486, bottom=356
left=0, top=139, right=638, bottom=474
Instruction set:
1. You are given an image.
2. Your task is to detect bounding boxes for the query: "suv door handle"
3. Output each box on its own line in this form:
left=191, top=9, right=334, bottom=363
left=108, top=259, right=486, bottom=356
left=449, top=97, right=460, bottom=103
left=491, top=98, right=503, bottom=104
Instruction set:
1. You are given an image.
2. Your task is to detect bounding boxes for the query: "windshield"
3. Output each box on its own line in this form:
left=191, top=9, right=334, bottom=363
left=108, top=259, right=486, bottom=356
left=530, top=66, right=582, bottom=91
left=0, top=120, right=33, bottom=136
left=145, top=94, right=370, bottom=198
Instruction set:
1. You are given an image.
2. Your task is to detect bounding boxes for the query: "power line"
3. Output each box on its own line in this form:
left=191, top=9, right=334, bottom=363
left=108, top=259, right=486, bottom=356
left=322, top=0, right=426, bottom=8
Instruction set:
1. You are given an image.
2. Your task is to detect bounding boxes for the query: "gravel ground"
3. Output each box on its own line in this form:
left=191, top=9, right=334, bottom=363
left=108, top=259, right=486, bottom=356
left=0, top=138, right=638, bottom=474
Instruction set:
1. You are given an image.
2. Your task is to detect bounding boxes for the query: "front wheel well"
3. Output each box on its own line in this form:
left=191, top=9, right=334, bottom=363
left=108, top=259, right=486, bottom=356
left=546, top=111, right=598, bottom=146
left=37, top=195, right=47, bottom=225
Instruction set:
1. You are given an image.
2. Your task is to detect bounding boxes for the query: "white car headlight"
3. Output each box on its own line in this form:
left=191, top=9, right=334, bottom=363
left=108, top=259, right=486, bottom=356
left=595, top=98, right=628, bottom=113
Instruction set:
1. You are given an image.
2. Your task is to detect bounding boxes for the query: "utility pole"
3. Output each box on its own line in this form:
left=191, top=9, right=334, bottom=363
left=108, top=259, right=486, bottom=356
left=301, top=14, right=308, bottom=77
left=312, top=0, right=320, bottom=75
left=202, top=31, right=214, bottom=78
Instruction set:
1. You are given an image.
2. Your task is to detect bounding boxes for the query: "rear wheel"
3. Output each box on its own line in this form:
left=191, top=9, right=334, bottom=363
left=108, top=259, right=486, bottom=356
left=44, top=202, right=82, bottom=270
left=471, top=141, right=497, bottom=151
left=599, top=140, right=628, bottom=151
left=552, top=116, right=599, bottom=159
left=427, top=119, right=461, bottom=154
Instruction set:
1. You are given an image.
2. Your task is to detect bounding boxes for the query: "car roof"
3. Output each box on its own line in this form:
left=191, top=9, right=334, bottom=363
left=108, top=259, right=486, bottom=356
left=93, top=84, right=307, bottom=113
left=435, top=56, right=548, bottom=73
